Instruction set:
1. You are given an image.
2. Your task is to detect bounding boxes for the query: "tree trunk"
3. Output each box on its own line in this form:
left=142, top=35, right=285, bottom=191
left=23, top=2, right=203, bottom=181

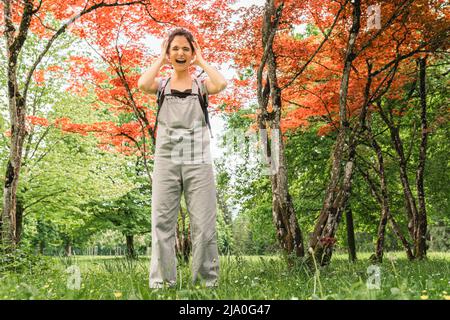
left=389, top=215, right=415, bottom=260
left=15, top=196, right=24, bottom=244
left=307, top=0, right=361, bottom=267
left=415, top=57, right=428, bottom=259
left=64, top=241, right=72, bottom=256
left=175, top=207, right=191, bottom=263
left=308, top=131, right=345, bottom=264
left=378, top=88, right=423, bottom=257
left=269, top=127, right=305, bottom=260
left=2, top=96, right=28, bottom=248
left=1, top=0, right=33, bottom=247
left=39, top=240, right=45, bottom=255
left=359, top=166, right=415, bottom=261
left=257, top=0, right=304, bottom=264
left=385, top=123, right=418, bottom=242
left=36, top=218, right=46, bottom=254
left=375, top=108, right=421, bottom=259
left=345, top=206, right=357, bottom=262
left=370, top=126, right=390, bottom=263
left=126, top=234, right=136, bottom=259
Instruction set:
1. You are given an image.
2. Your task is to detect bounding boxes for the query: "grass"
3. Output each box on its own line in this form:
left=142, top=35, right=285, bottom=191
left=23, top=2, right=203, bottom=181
left=0, top=252, right=448, bottom=300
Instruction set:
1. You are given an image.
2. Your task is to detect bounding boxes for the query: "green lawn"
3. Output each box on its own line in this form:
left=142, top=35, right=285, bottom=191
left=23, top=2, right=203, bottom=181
left=0, top=252, right=448, bottom=300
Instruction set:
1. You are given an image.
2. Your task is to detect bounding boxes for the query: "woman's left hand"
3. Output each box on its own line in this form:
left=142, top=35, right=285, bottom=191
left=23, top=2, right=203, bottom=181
left=191, top=39, right=206, bottom=66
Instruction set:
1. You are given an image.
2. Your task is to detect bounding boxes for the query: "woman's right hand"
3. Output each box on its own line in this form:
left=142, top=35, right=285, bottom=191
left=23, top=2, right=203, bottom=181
left=159, top=39, right=169, bottom=65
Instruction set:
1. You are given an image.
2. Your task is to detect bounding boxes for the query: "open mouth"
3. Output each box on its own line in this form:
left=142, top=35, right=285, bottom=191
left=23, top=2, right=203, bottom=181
left=175, top=59, right=186, bottom=64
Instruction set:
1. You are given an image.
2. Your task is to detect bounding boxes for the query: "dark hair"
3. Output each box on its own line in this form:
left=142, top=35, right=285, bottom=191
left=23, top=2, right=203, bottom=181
left=166, top=28, right=195, bottom=55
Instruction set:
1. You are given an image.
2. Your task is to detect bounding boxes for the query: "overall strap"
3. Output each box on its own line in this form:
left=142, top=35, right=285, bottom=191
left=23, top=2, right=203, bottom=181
left=153, top=77, right=171, bottom=141
left=193, top=77, right=213, bottom=138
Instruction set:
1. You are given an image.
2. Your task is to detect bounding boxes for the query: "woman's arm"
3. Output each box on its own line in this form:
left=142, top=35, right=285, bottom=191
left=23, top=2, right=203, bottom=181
left=138, top=40, right=169, bottom=94
left=137, top=58, right=163, bottom=94
left=192, top=40, right=227, bottom=95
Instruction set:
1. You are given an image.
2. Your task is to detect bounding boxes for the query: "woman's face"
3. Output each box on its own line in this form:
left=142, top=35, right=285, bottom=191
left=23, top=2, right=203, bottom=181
left=167, top=35, right=195, bottom=71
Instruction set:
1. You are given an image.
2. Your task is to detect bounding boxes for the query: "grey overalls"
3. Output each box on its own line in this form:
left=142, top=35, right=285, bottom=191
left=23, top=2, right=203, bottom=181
left=149, top=76, right=219, bottom=288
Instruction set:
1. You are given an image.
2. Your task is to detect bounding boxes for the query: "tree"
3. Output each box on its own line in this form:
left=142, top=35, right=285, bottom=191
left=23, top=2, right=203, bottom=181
left=227, top=0, right=448, bottom=266
left=0, top=0, right=151, bottom=247
left=0, top=0, right=237, bottom=248
left=19, top=94, right=137, bottom=255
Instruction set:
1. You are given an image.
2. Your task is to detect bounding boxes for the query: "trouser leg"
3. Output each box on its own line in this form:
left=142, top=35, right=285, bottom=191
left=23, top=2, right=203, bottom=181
left=149, top=159, right=182, bottom=288
left=182, top=163, right=219, bottom=287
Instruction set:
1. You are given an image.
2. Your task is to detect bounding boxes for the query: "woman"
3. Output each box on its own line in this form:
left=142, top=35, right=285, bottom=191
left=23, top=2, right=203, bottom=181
left=138, top=28, right=227, bottom=289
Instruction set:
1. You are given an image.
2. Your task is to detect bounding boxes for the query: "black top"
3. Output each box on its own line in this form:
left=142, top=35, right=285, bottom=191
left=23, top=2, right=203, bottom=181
left=171, top=88, right=192, bottom=98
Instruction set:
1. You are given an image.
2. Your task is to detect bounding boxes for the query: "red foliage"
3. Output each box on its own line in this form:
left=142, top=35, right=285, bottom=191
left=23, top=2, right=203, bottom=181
left=3, top=0, right=447, bottom=154
left=228, top=0, right=449, bottom=136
